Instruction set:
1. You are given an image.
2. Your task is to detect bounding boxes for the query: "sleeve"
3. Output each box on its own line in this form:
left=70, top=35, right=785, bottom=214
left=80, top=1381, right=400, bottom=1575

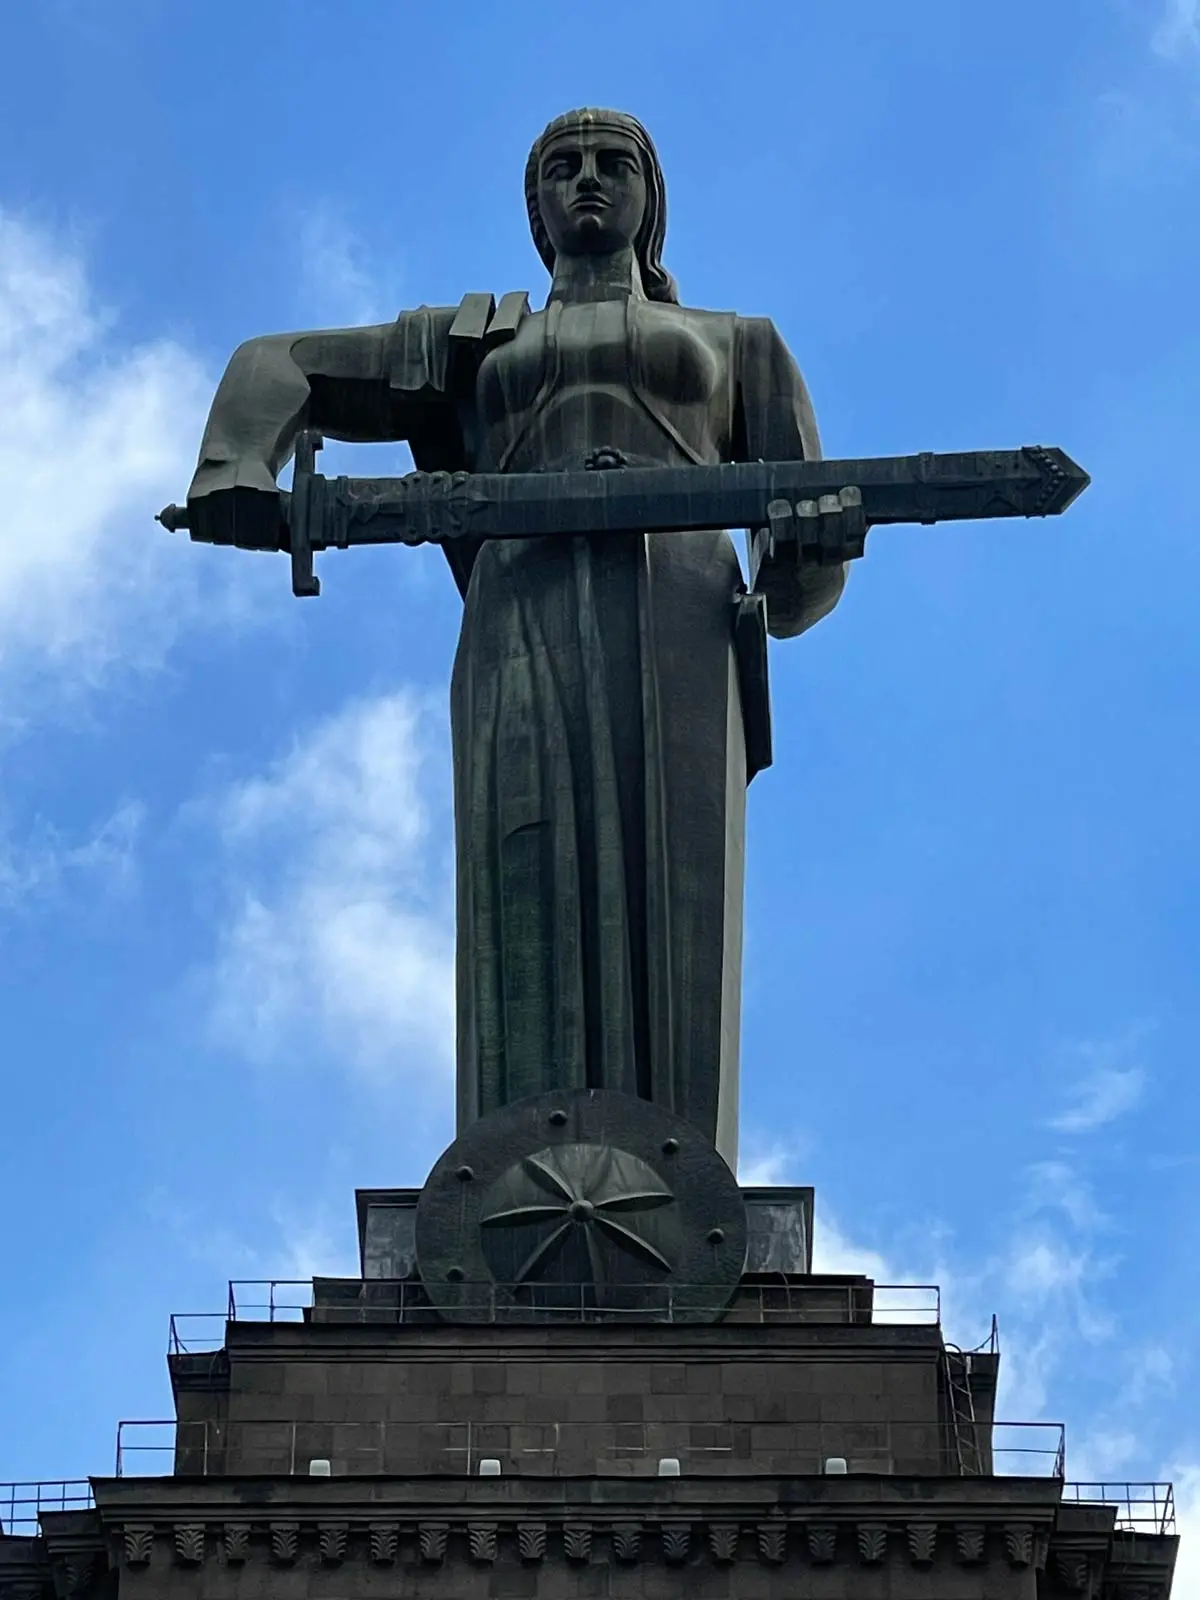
left=187, top=307, right=465, bottom=499
left=185, top=307, right=486, bottom=587
left=733, top=316, right=847, bottom=640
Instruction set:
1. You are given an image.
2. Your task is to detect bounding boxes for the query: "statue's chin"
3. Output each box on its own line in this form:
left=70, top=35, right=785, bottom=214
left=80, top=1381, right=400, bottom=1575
left=565, top=214, right=623, bottom=255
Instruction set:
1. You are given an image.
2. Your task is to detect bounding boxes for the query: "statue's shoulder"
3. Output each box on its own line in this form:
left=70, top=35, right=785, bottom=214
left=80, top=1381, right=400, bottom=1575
left=655, top=299, right=738, bottom=328
left=396, top=292, right=534, bottom=348
left=391, top=293, right=533, bottom=394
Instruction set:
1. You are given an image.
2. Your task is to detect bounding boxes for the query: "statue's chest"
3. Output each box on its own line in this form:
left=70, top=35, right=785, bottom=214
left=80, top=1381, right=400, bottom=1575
left=477, top=302, right=725, bottom=429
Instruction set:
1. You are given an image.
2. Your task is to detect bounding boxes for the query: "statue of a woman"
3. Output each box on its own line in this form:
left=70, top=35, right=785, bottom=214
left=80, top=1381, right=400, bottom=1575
left=187, top=109, right=847, bottom=1168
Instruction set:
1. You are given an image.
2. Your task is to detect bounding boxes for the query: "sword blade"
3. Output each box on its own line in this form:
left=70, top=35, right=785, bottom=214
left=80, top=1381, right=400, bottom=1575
left=300, top=446, right=1089, bottom=551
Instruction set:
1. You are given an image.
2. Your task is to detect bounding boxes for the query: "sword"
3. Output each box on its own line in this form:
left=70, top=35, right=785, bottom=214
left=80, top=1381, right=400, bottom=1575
left=157, top=436, right=1089, bottom=599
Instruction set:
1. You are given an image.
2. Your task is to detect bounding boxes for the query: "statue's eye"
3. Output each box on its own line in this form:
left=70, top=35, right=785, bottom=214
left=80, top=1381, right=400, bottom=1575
left=542, top=153, right=580, bottom=180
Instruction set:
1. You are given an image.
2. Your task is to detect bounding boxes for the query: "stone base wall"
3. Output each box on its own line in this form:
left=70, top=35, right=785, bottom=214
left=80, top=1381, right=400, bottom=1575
left=187, top=1322, right=950, bottom=1479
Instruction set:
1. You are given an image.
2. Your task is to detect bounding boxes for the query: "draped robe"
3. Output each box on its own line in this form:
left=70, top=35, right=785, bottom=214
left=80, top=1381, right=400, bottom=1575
left=189, top=292, right=844, bottom=1170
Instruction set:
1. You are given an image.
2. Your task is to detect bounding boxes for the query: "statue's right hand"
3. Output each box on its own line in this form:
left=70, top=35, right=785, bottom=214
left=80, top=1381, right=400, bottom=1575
left=186, top=459, right=286, bottom=551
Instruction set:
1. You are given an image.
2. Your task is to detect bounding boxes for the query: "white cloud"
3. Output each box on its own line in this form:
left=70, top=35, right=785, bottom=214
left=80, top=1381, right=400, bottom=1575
left=1168, top=1464, right=1200, bottom=1595
left=1154, top=0, right=1200, bottom=55
left=737, top=1143, right=792, bottom=1187
left=0, top=211, right=212, bottom=691
left=295, top=205, right=399, bottom=327
left=0, top=798, right=143, bottom=911
left=1049, top=1038, right=1146, bottom=1133
left=206, top=689, right=455, bottom=1080
left=1021, top=1160, right=1109, bottom=1232
left=812, top=1209, right=891, bottom=1280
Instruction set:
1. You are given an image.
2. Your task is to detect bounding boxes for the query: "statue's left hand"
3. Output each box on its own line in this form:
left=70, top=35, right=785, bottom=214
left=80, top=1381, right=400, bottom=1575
left=186, top=457, right=286, bottom=551
left=766, top=486, right=867, bottom=564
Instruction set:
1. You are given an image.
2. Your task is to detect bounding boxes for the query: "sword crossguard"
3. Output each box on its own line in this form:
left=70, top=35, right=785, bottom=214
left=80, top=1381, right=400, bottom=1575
left=289, top=429, right=324, bottom=597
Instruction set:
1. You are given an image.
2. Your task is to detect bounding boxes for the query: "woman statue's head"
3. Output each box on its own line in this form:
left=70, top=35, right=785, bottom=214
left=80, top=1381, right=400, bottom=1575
left=525, top=108, right=678, bottom=303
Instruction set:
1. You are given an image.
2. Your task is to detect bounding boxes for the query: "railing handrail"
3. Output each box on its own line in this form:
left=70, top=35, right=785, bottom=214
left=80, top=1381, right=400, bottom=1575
left=1063, top=1480, right=1176, bottom=1534
left=0, top=1479, right=95, bottom=1535
left=217, top=1277, right=944, bottom=1330
left=114, top=1415, right=1068, bottom=1483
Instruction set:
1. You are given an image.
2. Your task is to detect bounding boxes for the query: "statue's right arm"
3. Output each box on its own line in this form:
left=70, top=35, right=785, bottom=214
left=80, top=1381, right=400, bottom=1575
left=186, top=321, right=450, bottom=549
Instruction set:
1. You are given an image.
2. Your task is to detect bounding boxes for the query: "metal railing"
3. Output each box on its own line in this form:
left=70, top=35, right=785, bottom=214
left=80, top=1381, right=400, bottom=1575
left=165, top=1279, right=944, bottom=1352
left=1064, top=1481, right=1176, bottom=1535
left=114, top=1416, right=1065, bottom=1481
left=1, top=1480, right=93, bottom=1536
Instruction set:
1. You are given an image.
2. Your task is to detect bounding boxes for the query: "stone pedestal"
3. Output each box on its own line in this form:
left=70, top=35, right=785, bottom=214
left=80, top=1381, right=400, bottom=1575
left=3, top=1188, right=1178, bottom=1600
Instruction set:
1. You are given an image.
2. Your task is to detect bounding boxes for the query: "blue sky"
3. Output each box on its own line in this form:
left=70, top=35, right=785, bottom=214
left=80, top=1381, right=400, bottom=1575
left=1, top=0, right=1198, bottom=1577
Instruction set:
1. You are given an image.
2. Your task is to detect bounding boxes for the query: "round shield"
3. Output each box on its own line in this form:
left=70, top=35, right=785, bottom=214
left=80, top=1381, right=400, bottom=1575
left=414, top=1088, right=747, bottom=1324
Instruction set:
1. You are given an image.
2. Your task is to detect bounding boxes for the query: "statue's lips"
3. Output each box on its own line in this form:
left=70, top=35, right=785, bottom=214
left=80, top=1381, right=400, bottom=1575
left=571, top=198, right=610, bottom=213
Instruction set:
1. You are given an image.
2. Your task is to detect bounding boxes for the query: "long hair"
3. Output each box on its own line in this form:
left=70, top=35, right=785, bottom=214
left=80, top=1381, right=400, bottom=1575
left=524, top=108, right=679, bottom=305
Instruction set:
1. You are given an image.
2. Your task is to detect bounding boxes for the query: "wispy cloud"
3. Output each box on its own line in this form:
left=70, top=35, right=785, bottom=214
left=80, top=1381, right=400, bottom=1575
left=1021, top=1160, right=1109, bottom=1232
left=294, top=205, right=400, bottom=327
left=1153, top=0, right=1200, bottom=56
left=0, top=798, right=144, bottom=912
left=0, top=211, right=212, bottom=693
left=1048, top=1037, right=1147, bottom=1133
left=1165, top=1462, right=1200, bottom=1592
left=204, top=689, right=455, bottom=1080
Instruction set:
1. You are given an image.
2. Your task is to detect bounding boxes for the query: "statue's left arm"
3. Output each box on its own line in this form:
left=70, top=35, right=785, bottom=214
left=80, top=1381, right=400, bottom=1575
left=185, top=311, right=464, bottom=551
left=733, top=316, right=848, bottom=639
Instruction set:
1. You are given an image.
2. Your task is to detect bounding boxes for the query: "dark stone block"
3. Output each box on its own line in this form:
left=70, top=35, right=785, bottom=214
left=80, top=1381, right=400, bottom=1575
left=487, top=1567, right=540, bottom=1598
left=685, top=1365, right=721, bottom=1394
left=606, top=1394, right=645, bottom=1423
left=505, top=1365, right=541, bottom=1395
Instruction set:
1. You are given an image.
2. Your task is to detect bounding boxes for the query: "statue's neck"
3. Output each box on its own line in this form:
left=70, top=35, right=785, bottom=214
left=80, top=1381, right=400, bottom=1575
left=548, top=248, right=646, bottom=306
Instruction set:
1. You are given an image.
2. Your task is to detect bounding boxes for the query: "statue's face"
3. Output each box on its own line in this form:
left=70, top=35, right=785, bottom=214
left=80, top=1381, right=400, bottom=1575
left=537, top=125, right=648, bottom=259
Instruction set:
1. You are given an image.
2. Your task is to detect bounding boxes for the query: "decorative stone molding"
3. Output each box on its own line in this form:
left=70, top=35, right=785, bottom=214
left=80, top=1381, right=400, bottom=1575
left=708, top=1524, right=739, bottom=1564
left=467, top=1525, right=497, bottom=1565
left=757, top=1521, right=787, bottom=1564
left=83, top=1506, right=1109, bottom=1584
left=611, top=1523, right=641, bottom=1563
left=368, top=1523, right=398, bottom=1565
left=318, top=1524, right=347, bottom=1565
left=1004, top=1523, right=1034, bottom=1567
left=172, top=1528, right=204, bottom=1569
left=661, top=1523, right=691, bottom=1565
left=1, top=1582, right=44, bottom=1600
left=955, top=1522, right=986, bottom=1565
left=121, top=1527, right=153, bottom=1568
left=418, top=1524, right=448, bottom=1565
left=1054, top=1552, right=1093, bottom=1593
left=222, top=1524, right=250, bottom=1566
left=806, top=1524, right=837, bottom=1564
left=1056, top=1555, right=1107, bottom=1593
left=856, top=1524, right=887, bottom=1565
left=269, top=1523, right=298, bottom=1566
left=63, top=1555, right=95, bottom=1596
left=517, top=1524, right=546, bottom=1564
left=906, top=1522, right=937, bottom=1565
left=563, top=1524, right=592, bottom=1563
